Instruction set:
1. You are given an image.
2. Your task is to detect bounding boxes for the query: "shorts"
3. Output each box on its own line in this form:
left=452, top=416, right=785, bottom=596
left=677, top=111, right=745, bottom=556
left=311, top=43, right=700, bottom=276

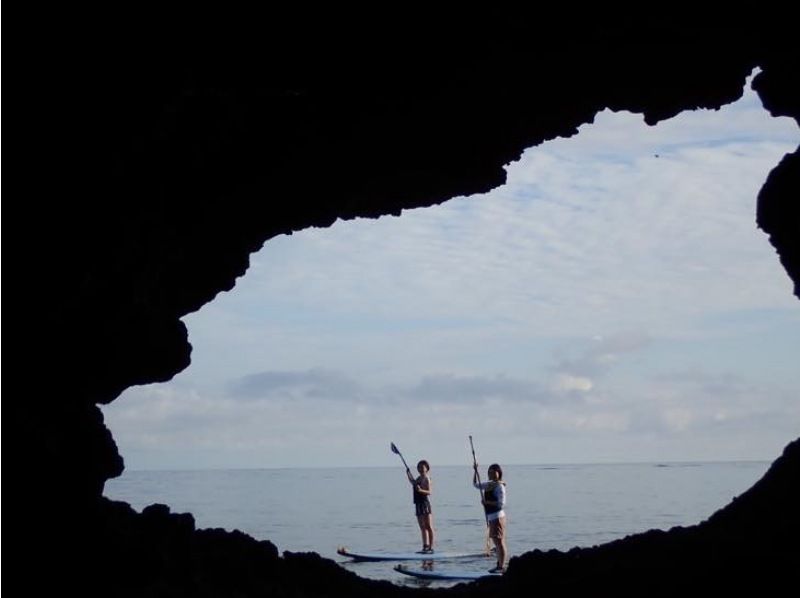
left=415, top=500, right=432, bottom=517
left=488, top=516, right=506, bottom=540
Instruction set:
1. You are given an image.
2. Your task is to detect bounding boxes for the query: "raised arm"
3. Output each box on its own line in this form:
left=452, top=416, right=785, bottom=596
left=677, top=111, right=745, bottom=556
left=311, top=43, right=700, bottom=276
left=472, top=466, right=484, bottom=489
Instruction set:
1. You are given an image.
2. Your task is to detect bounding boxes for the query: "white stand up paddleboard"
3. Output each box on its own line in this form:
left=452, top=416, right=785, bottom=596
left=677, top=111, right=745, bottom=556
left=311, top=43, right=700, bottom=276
left=337, top=546, right=492, bottom=562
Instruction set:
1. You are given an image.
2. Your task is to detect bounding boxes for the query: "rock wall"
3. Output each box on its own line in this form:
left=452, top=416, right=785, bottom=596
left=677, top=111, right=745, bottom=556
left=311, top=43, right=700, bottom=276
left=10, top=15, right=798, bottom=597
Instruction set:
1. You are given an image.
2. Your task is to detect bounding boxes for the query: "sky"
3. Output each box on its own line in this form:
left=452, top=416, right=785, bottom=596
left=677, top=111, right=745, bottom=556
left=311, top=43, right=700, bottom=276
left=103, top=74, right=800, bottom=470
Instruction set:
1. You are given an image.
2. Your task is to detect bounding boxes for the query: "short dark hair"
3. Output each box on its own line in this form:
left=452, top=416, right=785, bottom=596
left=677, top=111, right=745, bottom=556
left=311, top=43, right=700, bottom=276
left=489, top=463, right=503, bottom=480
left=417, top=460, right=430, bottom=471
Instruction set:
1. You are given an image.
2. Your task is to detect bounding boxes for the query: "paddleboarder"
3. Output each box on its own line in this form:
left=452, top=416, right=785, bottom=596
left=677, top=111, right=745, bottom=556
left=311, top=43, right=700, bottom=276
left=408, top=460, right=435, bottom=554
left=473, top=463, right=507, bottom=573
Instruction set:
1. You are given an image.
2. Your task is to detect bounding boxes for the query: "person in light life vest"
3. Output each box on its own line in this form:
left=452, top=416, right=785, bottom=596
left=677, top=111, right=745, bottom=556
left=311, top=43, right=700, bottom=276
left=407, top=460, right=435, bottom=553
left=473, top=463, right=507, bottom=573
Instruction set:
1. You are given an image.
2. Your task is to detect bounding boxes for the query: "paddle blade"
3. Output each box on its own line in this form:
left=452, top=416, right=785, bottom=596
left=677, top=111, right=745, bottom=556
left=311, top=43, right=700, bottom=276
left=390, top=442, right=399, bottom=454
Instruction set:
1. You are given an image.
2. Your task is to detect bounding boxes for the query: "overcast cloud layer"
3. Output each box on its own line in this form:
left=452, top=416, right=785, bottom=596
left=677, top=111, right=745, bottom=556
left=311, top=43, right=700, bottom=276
left=104, top=76, right=799, bottom=470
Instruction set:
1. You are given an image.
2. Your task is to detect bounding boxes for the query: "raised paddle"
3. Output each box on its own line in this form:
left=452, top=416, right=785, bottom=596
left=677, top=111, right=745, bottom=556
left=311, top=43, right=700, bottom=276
left=469, top=435, right=491, bottom=530
left=390, top=441, right=412, bottom=474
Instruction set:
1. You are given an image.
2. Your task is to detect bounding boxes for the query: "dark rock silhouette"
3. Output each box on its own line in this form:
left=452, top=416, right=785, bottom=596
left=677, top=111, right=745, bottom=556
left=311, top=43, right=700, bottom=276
left=10, top=15, right=798, bottom=597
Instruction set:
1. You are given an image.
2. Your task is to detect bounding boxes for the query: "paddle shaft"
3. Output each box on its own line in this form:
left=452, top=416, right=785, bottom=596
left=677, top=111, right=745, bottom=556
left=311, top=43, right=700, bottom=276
left=469, top=436, right=490, bottom=527
left=391, top=442, right=412, bottom=474
left=398, top=452, right=411, bottom=473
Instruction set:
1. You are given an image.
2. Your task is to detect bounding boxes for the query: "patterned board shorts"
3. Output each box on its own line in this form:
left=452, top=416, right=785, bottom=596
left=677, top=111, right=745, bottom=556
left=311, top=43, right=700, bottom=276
left=415, top=500, right=432, bottom=516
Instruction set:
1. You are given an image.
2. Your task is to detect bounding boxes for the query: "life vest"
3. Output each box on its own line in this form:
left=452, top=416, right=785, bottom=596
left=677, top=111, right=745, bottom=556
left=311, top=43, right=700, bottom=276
left=413, top=478, right=429, bottom=504
left=483, top=482, right=501, bottom=515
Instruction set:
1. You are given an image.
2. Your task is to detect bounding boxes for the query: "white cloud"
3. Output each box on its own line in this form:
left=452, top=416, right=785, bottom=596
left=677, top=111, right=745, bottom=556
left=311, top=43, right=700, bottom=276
left=229, top=368, right=361, bottom=401
left=103, top=77, right=800, bottom=469
left=554, top=375, right=594, bottom=393
left=662, top=408, right=695, bottom=433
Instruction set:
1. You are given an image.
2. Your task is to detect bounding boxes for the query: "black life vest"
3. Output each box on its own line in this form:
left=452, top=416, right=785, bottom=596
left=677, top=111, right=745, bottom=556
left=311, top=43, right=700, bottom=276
left=413, top=478, right=429, bottom=504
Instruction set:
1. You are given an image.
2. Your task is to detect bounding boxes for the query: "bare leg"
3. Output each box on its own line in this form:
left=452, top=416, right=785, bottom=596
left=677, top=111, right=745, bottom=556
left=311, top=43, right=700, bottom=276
left=418, top=514, right=434, bottom=550
left=416, top=515, right=427, bottom=549
left=425, top=514, right=435, bottom=549
left=496, top=536, right=507, bottom=569
left=489, top=518, right=507, bottom=570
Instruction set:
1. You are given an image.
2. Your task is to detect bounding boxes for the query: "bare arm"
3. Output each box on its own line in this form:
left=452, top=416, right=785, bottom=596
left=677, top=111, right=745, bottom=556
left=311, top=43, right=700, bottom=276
left=473, top=467, right=486, bottom=489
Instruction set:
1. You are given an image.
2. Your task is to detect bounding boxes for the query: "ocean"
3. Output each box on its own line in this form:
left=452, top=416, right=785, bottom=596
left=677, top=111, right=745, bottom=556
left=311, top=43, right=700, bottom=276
left=103, top=461, right=770, bottom=587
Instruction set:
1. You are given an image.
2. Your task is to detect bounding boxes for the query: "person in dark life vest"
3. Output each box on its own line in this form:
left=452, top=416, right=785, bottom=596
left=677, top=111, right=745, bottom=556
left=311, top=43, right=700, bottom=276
left=407, top=459, right=435, bottom=553
left=473, top=463, right=507, bottom=573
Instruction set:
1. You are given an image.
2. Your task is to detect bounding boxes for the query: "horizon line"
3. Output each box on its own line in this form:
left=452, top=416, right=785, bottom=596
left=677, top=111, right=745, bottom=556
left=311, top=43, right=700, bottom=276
left=115, top=458, right=772, bottom=474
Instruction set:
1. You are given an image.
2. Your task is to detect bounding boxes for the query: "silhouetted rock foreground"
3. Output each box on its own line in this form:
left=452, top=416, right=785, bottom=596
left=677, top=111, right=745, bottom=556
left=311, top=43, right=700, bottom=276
left=9, top=13, right=799, bottom=597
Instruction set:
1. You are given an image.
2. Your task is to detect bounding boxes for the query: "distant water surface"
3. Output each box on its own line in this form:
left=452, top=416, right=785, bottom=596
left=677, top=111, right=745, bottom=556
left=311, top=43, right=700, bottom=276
left=104, top=461, right=769, bottom=586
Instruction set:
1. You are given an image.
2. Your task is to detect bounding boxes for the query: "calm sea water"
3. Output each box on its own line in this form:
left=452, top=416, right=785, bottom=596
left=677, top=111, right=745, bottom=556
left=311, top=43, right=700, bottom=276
left=104, top=461, right=769, bottom=587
